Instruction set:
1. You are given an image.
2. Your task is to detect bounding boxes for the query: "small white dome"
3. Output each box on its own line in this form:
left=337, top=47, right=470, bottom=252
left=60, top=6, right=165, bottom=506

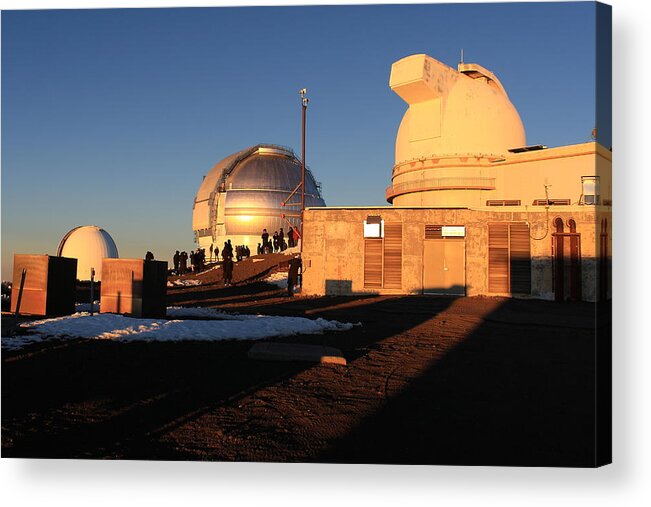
left=57, top=225, right=119, bottom=281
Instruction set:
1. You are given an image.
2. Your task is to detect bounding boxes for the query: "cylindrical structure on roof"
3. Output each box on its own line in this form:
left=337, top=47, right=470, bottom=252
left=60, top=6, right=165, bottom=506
left=192, top=144, right=326, bottom=253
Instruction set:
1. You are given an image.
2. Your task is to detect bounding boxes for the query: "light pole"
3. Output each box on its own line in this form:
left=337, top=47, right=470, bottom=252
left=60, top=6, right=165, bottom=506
left=300, top=88, right=309, bottom=252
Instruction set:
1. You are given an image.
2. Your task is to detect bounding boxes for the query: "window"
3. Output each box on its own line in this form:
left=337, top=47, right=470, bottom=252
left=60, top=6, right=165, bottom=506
left=568, top=219, right=577, bottom=233
left=363, top=216, right=384, bottom=238
left=425, top=225, right=443, bottom=239
left=581, top=176, right=600, bottom=205
left=532, top=198, right=571, bottom=206
left=486, top=199, right=521, bottom=206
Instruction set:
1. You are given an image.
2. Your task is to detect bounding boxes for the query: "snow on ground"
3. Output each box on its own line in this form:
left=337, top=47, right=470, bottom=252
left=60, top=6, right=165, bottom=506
left=75, top=302, right=100, bottom=313
left=166, top=306, right=243, bottom=320
left=264, top=272, right=289, bottom=289
left=2, top=308, right=358, bottom=350
left=196, top=265, right=220, bottom=276
left=167, top=279, right=202, bottom=287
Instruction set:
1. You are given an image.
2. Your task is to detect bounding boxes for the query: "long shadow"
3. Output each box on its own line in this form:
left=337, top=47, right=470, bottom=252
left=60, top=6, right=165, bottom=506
left=203, top=291, right=387, bottom=319
left=168, top=288, right=287, bottom=309
left=167, top=279, right=383, bottom=317
left=166, top=281, right=278, bottom=306
left=1, top=294, right=457, bottom=459
left=314, top=298, right=605, bottom=467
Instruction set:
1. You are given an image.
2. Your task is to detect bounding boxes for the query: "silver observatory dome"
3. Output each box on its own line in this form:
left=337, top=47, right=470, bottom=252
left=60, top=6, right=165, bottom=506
left=192, top=144, right=326, bottom=250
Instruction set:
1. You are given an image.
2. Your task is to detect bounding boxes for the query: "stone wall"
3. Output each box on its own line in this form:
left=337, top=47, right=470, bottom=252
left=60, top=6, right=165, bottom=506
left=302, top=206, right=606, bottom=301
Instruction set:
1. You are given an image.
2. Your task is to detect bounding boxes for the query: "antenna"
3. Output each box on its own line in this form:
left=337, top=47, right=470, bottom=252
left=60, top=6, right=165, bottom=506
left=460, top=48, right=464, bottom=64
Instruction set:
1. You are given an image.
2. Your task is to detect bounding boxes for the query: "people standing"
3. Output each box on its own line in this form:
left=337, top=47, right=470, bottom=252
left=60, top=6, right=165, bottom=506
left=223, top=256, right=233, bottom=286
left=196, top=248, right=204, bottom=272
left=279, top=228, right=285, bottom=251
left=288, top=227, right=295, bottom=248
left=180, top=251, right=188, bottom=274
left=222, top=241, right=234, bottom=286
left=287, top=255, right=302, bottom=297
left=145, top=251, right=154, bottom=261
left=173, top=250, right=180, bottom=273
left=261, top=229, right=269, bottom=254
left=209, top=243, right=214, bottom=262
left=272, top=231, right=279, bottom=252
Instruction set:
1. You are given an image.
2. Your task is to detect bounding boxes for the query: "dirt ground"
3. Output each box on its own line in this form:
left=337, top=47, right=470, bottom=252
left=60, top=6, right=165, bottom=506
left=1, top=266, right=609, bottom=466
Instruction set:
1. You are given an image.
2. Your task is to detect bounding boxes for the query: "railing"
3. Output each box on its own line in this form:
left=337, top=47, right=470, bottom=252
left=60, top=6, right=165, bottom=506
left=386, top=177, right=496, bottom=202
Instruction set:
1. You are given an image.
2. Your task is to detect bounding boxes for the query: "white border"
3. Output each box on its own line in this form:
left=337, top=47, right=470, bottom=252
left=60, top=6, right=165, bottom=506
left=1, top=0, right=649, bottom=506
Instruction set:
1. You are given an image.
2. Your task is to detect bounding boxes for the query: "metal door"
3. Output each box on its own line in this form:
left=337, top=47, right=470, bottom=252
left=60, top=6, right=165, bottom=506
left=423, top=239, right=465, bottom=295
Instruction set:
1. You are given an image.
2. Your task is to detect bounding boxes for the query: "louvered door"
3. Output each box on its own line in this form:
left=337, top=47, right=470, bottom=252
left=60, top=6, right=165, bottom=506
left=488, top=223, right=510, bottom=293
left=509, top=223, right=531, bottom=294
left=488, top=222, right=531, bottom=294
left=383, top=223, right=402, bottom=289
left=364, top=239, right=383, bottom=288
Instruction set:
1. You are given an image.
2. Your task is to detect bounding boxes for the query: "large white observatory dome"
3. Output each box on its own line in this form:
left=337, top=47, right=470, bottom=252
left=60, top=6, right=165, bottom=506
left=391, top=54, right=526, bottom=165
left=387, top=54, right=527, bottom=207
left=57, top=225, right=119, bottom=281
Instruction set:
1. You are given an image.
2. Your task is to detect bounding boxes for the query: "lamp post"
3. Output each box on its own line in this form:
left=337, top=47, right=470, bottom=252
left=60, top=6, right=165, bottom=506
left=300, top=88, right=309, bottom=252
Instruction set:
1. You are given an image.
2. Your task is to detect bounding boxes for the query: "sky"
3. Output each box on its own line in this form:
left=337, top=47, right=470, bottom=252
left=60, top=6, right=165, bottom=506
left=1, top=1, right=606, bottom=277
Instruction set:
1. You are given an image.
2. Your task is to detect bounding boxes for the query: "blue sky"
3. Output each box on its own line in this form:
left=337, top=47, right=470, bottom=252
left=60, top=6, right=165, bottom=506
left=1, top=2, right=605, bottom=276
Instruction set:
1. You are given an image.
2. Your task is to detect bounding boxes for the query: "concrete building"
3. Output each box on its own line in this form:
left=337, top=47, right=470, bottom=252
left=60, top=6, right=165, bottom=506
left=302, top=54, right=611, bottom=302
left=56, top=225, right=119, bottom=281
left=192, top=144, right=326, bottom=252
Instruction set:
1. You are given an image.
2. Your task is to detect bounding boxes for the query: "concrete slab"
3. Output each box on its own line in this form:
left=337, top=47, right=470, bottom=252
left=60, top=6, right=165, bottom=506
left=248, top=342, right=346, bottom=365
left=320, top=355, right=347, bottom=366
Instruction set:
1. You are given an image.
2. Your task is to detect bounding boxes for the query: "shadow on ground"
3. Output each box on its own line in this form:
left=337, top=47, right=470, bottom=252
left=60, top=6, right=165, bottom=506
left=1, top=294, right=454, bottom=459
left=1, top=286, right=607, bottom=466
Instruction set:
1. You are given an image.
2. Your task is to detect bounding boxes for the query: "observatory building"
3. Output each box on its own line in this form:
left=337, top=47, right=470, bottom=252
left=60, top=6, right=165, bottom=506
left=57, top=225, right=119, bottom=281
left=302, top=54, right=611, bottom=302
left=192, top=144, right=326, bottom=251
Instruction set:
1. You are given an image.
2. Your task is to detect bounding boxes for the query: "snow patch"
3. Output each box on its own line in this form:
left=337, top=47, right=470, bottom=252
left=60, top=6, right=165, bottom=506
left=166, top=306, right=242, bottom=320
left=167, top=279, right=202, bottom=287
left=196, top=265, right=220, bottom=276
left=2, top=308, right=357, bottom=350
left=264, top=272, right=289, bottom=289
